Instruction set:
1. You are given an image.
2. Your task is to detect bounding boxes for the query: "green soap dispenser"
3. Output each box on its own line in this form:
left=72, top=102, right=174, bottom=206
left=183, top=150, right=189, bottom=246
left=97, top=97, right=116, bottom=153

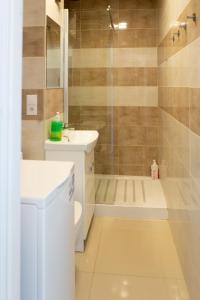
left=50, top=112, right=63, bottom=141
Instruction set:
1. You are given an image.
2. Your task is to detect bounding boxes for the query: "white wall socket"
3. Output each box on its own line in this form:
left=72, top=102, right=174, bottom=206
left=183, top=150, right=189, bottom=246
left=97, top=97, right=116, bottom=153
left=26, top=95, right=38, bottom=116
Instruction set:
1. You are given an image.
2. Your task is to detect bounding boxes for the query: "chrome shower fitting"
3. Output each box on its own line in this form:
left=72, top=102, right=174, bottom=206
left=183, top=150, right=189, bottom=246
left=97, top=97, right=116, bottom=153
left=187, top=13, right=197, bottom=23
left=179, top=22, right=187, bottom=31
left=173, top=30, right=180, bottom=40
left=171, top=35, right=175, bottom=43
left=106, top=5, right=115, bottom=30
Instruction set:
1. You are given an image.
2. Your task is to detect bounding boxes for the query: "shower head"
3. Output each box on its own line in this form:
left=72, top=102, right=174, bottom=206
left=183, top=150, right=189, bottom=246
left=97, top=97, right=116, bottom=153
left=106, top=5, right=115, bottom=30
left=107, top=5, right=111, bottom=11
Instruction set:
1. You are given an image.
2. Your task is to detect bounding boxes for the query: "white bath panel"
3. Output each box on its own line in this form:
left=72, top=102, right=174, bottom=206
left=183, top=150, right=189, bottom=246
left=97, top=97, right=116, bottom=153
left=95, top=175, right=168, bottom=220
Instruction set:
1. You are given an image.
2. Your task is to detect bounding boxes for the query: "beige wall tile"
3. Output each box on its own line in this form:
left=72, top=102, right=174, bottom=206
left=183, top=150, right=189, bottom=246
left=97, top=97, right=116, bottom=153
left=113, top=48, right=158, bottom=68
left=72, top=48, right=158, bottom=68
left=23, top=0, right=45, bottom=27
left=69, top=86, right=158, bottom=106
left=22, top=120, right=44, bottom=160
left=72, top=48, right=111, bottom=68
left=159, top=110, right=200, bottom=300
left=115, top=86, right=158, bottom=106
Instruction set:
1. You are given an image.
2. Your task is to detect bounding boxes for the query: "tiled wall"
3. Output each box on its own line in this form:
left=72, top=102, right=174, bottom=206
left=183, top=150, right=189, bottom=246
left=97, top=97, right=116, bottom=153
left=158, top=0, right=200, bottom=299
left=68, top=0, right=159, bottom=175
left=22, top=0, right=64, bottom=160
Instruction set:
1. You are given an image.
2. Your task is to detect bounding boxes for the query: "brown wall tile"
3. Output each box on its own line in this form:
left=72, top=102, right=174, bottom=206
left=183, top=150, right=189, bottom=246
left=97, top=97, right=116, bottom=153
left=68, top=105, right=81, bottom=125
left=144, top=127, right=160, bottom=145
left=81, top=30, right=118, bottom=48
left=69, top=9, right=80, bottom=30
left=23, top=26, right=45, bottom=57
left=79, top=68, right=109, bottom=86
left=119, top=165, right=145, bottom=176
left=118, top=29, right=157, bottom=47
left=80, top=10, right=118, bottom=30
left=115, top=67, right=157, bottom=86
left=69, top=30, right=80, bottom=49
left=44, top=88, right=64, bottom=120
left=96, top=163, right=119, bottom=175
left=118, top=146, right=145, bottom=164
left=119, top=0, right=156, bottom=9
left=68, top=105, right=161, bottom=175
left=117, top=126, right=146, bottom=146
left=189, top=88, right=200, bottom=136
left=119, top=9, right=156, bottom=29
left=81, top=0, right=118, bottom=10
left=70, top=67, right=157, bottom=86
left=158, top=87, right=190, bottom=128
left=68, top=0, right=158, bottom=176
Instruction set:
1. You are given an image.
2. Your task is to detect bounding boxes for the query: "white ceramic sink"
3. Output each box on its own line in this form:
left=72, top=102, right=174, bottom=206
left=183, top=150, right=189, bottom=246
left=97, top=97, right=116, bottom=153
left=45, top=130, right=99, bottom=153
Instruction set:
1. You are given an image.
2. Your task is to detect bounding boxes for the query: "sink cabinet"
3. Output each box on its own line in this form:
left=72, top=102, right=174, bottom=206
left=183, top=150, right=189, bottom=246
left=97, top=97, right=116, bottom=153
left=45, top=146, right=95, bottom=252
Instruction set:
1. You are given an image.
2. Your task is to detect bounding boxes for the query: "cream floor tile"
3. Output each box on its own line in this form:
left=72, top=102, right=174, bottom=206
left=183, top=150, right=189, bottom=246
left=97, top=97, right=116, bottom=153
left=75, top=217, right=104, bottom=273
left=89, top=274, right=169, bottom=300
left=95, top=218, right=184, bottom=278
left=158, top=235, right=184, bottom=279
left=102, top=218, right=171, bottom=233
left=75, top=272, right=93, bottom=300
left=95, top=226, right=165, bottom=277
left=165, top=279, right=191, bottom=300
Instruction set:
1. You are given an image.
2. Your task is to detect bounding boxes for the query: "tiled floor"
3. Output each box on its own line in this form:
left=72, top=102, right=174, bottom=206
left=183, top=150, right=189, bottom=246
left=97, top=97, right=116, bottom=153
left=75, top=217, right=190, bottom=300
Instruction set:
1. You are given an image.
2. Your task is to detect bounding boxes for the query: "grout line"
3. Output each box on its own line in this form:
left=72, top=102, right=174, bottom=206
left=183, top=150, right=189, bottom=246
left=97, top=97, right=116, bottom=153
left=177, top=185, right=188, bottom=206
left=89, top=271, right=184, bottom=280
left=124, top=179, right=127, bottom=203
left=141, top=180, right=146, bottom=202
left=95, top=178, right=101, bottom=199
left=104, top=179, right=110, bottom=203
left=113, top=179, right=118, bottom=204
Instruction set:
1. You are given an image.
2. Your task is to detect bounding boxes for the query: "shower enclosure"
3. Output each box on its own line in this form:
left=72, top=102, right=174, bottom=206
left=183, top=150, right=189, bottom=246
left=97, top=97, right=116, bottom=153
left=67, top=0, right=164, bottom=216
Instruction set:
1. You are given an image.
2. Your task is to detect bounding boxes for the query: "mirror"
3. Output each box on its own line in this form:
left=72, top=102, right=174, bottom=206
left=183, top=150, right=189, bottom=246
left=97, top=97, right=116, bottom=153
left=46, top=16, right=62, bottom=88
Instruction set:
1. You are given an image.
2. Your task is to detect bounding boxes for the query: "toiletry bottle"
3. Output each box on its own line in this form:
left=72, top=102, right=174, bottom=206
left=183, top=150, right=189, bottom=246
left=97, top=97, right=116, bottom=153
left=151, top=160, right=159, bottom=180
left=50, top=112, right=63, bottom=141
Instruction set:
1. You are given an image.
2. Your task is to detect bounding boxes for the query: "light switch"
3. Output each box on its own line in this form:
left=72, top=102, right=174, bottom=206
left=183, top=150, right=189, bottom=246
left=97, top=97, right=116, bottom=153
left=26, top=95, right=38, bottom=116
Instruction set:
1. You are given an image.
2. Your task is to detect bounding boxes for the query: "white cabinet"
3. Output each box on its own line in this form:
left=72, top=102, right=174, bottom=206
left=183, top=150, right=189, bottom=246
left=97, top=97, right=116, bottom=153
left=45, top=147, right=96, bottom=252
left=21, top=160, right=75, bottom=300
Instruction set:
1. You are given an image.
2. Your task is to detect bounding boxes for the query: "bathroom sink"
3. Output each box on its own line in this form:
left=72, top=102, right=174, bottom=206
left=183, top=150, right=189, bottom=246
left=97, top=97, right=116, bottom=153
left=45, top=130, right=99, bottom=153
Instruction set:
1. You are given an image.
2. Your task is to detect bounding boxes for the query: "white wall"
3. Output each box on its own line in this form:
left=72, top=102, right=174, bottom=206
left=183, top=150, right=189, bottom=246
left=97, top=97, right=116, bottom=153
left=0, top=0, right=22, bottom=299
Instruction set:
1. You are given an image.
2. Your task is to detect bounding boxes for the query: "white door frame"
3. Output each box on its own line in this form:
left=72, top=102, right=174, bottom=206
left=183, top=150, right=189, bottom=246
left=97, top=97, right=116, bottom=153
left=0, top=0, right=23, bottom=300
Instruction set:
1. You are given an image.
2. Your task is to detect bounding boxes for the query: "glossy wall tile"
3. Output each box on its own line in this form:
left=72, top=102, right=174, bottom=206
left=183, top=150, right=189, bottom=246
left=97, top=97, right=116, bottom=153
left=158, top=1, right=200, bottom=299
left=22, top=0, right=64, bottom=159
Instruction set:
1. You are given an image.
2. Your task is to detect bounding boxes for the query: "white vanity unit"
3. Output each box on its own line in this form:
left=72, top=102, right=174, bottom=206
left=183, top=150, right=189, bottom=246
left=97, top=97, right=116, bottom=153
left=45, top=130, right=99, bottom=251
left=21, top=160, right=75, bottom=300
